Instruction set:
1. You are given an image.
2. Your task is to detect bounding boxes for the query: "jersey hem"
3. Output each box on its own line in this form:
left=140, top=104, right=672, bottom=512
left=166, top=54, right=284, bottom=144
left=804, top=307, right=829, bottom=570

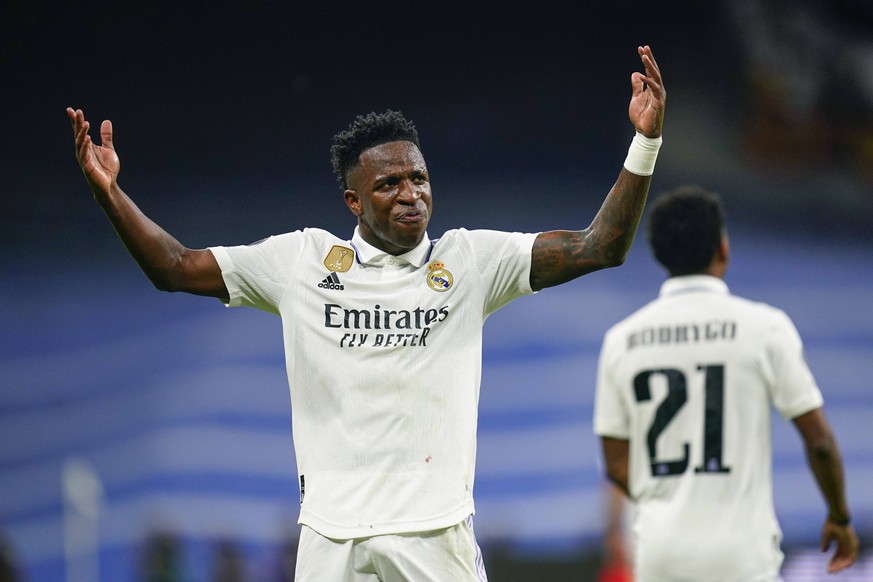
left=298, top=502, right=475, bottom=540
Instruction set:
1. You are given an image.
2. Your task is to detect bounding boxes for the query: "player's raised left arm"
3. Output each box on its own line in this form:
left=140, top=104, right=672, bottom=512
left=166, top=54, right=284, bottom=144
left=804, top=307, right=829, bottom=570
left=530, top=45, right=665, bottom=291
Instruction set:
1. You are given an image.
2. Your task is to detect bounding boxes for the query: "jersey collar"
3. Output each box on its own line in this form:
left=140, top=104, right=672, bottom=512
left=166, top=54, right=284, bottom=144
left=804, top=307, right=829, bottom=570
left=350, top=226, right=433, bottom=268
left=659, top=275, right=730, bottom=298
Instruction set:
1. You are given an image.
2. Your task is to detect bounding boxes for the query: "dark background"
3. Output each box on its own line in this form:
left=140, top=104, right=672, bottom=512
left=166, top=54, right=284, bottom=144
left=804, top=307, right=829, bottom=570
left=6, top=0, right=872, bottom=260
left=2, top=1, right=873, bottom=580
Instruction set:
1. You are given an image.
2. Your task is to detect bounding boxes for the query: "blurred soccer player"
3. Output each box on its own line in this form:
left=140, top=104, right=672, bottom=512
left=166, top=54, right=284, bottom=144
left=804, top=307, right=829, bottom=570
left=594, top=185, right=859, bottom=580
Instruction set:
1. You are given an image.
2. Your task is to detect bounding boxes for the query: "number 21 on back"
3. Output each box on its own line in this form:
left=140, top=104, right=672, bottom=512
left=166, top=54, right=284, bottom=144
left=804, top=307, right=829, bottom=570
left=634, top=365, right=731, bottom=477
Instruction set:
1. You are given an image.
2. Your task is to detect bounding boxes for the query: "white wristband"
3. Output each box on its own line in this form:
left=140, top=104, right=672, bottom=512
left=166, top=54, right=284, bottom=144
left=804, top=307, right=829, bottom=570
left=623, top=132, right=662, bottom=176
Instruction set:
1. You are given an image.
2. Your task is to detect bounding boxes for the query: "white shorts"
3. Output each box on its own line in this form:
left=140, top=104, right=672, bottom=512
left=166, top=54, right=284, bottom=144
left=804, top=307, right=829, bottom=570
left=294, top=515, right=488, bottom=582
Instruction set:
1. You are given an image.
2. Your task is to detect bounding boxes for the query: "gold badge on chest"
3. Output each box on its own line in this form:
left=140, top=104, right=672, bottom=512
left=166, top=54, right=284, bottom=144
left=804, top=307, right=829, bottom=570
left=425, top=260, right=453, bottom=292
left=324, top=245, right=355, bottom=273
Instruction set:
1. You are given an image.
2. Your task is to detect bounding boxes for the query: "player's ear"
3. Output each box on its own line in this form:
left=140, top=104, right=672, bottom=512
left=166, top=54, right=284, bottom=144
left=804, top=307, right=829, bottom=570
left=344, top=189, right=362, bottom=217
left=719, top=233, right=730, bottom=264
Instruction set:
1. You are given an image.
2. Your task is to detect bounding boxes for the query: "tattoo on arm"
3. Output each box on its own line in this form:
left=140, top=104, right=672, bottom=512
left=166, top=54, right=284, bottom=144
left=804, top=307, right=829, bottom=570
left=530, top=171, right=651, bottom=291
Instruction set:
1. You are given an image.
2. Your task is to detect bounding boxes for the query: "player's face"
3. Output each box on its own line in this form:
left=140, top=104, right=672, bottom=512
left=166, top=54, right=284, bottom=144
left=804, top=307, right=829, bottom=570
left=344, top=141, right=432, bottom=255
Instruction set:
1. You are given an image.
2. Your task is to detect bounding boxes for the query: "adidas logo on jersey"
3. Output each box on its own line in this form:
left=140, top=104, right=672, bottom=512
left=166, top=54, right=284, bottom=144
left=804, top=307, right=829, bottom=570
left=318, top=272, right=345, bottom=291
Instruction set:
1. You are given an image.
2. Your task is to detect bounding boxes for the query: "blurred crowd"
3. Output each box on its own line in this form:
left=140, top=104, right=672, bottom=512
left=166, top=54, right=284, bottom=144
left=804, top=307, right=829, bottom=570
left=730, top=0, right=873, bottom=179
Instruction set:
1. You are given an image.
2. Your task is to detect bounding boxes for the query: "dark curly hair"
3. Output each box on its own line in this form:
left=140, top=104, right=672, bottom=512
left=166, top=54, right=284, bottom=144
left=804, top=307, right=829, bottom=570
left=329, top=110, right=421, bottom=190
left=646, top=185, right=726, bottom=276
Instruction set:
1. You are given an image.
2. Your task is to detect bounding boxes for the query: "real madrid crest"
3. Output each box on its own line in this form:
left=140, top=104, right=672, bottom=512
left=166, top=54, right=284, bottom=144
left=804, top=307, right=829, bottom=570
left=323, top=245, right=354, bottom=273
left=425, top=260, right=453, bottom=292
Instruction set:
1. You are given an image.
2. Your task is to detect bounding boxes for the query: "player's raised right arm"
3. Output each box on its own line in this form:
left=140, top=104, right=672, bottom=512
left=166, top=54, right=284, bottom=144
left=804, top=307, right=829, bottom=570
left=67, top=108, right=228, bottom=301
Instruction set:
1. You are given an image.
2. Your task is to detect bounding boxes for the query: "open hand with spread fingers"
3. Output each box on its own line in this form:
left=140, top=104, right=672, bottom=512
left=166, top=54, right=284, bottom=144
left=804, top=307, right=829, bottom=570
left=66, top=107, right=120, bottom=198
left=628, top=45, right=665, bottom=138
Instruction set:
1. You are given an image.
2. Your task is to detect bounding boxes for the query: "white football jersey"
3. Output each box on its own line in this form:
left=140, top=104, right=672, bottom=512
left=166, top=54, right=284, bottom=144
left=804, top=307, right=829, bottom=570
left=594, top=275, right=823, bottom=582
left=210, top=226, right=536, bottom=538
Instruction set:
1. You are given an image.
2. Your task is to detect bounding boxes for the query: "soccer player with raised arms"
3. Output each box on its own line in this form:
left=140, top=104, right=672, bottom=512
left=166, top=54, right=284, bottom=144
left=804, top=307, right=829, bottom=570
left=68, top=46, right=665, bottom=581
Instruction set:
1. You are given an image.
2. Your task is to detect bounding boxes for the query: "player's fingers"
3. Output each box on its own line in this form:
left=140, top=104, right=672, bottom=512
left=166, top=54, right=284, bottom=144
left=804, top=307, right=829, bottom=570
left=639, top=74, right=664, bottom=98
left=630, top=71, right=645, bottom=95
left=642, top=46, right=661, bottom=77
left=100, top=119, right=114, bottom=150
left=70, top=110, right=87, bottom=146
left=820, top=529, right=832, bottom=552
left=828, top=549, right=856, bottom=573
left=77, top=134, right=93, bottom=165
left=66, top=107, right=78, bottom=131
left=75, top=121, right=90, bottom=159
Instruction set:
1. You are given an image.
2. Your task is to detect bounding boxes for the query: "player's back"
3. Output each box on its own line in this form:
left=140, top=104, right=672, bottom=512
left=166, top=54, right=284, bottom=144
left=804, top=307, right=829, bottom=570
left=596, top=276, right=822, bottom=581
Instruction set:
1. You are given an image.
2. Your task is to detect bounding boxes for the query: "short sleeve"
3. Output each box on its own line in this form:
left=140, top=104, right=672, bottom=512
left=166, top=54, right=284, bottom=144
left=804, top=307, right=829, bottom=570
left=593, top=329, right=631, bottom=438
left=209, top=232, right=302, bottom=314
left=463, top=229, right=537, bottom=315
left=767, top=309, right=824, bottom=419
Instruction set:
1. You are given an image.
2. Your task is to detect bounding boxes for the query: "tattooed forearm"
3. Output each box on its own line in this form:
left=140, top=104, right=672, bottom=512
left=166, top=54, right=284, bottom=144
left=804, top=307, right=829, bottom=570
left=593, top=170, right=650, bottom=250
left=529, top=170, right=652, bottom=291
